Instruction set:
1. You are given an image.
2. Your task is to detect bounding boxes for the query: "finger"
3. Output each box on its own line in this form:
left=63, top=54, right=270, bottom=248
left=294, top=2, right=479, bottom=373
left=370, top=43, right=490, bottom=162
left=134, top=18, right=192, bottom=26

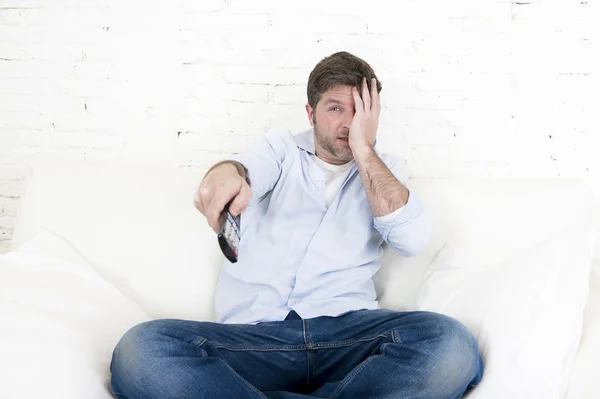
left=206, top=189, right=236, bottom=232
left=205, top=200, right=220, bottom=233
left=361, top=77, right=371, bottom=111
left=229, top=182, right=252, bottom=217
left=194, top=184, right=212, bottom=215
left=193, top=191, right=204, bottom=214
left=352, top=86, right=364, bottom=114
left=371, top=78, right=380, bottom=112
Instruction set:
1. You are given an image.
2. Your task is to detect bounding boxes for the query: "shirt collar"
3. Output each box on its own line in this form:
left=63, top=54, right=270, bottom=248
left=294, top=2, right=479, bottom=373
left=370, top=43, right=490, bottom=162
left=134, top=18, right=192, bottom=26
left=293, top=128, right=316, bottom=154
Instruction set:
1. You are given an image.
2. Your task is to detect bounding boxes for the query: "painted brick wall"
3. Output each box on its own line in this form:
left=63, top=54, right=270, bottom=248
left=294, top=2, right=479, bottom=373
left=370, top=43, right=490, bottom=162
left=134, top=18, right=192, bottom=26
left=0, top=0, right=598, bottom=252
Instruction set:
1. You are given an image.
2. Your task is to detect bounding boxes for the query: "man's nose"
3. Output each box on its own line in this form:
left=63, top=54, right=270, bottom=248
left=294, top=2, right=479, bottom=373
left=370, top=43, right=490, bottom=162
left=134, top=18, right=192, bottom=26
left=342, top=111, right=354, bottom=129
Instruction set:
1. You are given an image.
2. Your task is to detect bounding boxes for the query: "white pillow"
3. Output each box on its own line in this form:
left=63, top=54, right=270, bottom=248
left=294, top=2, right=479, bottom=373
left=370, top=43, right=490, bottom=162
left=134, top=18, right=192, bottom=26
left=565, top=260, right=600, bottom=398
left=0, top=229, right=150, bottom=399
left=414, top=225, right=599, bottom=399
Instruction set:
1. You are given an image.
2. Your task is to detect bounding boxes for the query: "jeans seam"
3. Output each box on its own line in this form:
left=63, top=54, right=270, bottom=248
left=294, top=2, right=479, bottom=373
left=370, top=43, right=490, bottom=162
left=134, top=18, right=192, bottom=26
left=306, top=348, right=311, bottom=386
left=213, top=345, right=307, bottom=352
left=392, top=330, right=402, bottom=344
left=327, top=355, right=379, bottom=399
left=311, top=333, right=392, bottom=349
left=192, top=336, right=207, bottom=347
left=193, top=335, right=307, bottom=351
left=304, top=319, right=313, bottom=386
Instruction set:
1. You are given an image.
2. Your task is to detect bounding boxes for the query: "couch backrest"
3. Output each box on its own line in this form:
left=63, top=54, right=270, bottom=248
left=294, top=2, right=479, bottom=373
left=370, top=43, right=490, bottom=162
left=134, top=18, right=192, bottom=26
left=11, top=160, right=596, bottom=321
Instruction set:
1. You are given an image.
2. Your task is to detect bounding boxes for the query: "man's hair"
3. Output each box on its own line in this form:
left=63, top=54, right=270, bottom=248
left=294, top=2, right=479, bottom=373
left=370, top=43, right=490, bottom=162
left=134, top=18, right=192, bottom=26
left=307, top=51, right=382, bottom=110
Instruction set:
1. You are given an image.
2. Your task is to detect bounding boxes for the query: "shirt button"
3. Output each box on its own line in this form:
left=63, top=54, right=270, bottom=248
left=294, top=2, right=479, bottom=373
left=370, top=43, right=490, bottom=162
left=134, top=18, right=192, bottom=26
left=316, top=182, right=322, bottom=188
left=289, top=299, right=297, bottom=305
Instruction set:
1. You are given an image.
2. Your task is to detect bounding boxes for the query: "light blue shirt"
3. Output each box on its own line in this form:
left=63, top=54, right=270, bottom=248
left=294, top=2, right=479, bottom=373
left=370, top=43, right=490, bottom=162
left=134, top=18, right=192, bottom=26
left=215, top=129, right=431, bottom=324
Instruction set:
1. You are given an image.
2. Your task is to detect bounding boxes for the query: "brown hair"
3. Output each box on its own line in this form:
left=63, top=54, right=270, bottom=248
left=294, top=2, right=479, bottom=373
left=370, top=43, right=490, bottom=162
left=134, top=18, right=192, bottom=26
left=307, top=51, right=382, bottom=110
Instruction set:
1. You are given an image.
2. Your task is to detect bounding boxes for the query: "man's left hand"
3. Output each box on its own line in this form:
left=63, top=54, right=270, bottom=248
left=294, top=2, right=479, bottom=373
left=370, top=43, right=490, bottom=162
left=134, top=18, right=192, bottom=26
left=349, top=77, right=380, bottom=154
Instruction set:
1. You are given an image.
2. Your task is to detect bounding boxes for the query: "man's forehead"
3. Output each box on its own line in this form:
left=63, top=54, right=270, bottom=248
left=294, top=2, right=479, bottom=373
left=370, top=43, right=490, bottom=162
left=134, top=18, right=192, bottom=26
left=321, top=85, right=354, bottom=104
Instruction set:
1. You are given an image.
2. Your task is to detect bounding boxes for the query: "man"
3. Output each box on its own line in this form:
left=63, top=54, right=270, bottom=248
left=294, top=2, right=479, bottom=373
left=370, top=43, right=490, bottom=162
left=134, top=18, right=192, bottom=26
left=110, top=51, right=483, bottom=398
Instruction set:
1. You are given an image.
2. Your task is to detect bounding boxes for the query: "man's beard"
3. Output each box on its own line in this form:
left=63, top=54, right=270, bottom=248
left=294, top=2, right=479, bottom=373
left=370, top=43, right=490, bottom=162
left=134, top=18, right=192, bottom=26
left=313, top=120, right=353, bottom=162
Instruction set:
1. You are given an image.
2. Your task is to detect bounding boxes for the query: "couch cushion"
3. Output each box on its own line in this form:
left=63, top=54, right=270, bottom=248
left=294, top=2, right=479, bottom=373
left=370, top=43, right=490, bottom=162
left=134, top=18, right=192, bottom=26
left=414, top=226, right=598, bottom=398
left=0, top=228, right=150, bottom=398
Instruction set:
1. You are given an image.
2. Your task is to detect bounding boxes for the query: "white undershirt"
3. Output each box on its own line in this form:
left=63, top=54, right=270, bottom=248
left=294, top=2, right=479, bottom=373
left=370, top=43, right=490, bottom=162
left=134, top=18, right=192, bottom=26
left=312, top=156, right=354, bottom=207
left=312, top=155, right=405, bottom=221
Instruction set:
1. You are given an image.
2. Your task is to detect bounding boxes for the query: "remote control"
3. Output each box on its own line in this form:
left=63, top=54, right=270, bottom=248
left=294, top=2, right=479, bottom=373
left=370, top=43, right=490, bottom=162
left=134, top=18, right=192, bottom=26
left=217, top=202, right=240, bottom=263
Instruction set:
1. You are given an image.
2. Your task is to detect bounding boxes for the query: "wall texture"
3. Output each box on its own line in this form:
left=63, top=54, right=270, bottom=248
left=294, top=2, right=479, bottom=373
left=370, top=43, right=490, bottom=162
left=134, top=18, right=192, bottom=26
left=0, top=0, right=598, bottom=252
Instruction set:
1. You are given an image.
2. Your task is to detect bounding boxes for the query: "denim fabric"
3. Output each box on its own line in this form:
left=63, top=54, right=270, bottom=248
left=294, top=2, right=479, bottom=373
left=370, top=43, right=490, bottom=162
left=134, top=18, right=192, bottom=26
left=110, top=309, right=483, bottom=398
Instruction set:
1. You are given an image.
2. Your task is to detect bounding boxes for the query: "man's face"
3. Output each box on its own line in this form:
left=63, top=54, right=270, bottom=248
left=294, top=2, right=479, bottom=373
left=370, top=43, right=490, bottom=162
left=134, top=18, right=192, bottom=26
left=305, top=85, right=356, bottom=165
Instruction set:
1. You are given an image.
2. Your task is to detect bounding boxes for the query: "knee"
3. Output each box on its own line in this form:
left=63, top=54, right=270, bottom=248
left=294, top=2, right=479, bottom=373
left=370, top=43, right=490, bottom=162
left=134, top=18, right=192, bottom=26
left=421, top=313, right=484, bottom=394
left=110, top=320, right=174, bottom=397
left=111, top=320, right=163, bottom=371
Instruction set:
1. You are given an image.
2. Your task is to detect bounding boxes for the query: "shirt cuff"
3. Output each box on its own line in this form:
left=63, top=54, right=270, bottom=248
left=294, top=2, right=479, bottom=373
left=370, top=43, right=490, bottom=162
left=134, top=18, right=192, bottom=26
left=372, top=189, right=425, bottom=241
left=374, top=205, right=406, bottom=223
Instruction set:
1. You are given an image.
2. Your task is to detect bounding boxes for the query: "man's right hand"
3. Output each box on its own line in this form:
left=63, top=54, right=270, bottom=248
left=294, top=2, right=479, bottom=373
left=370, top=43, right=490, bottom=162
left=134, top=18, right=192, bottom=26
left=194, top=162, right=253, bottom=233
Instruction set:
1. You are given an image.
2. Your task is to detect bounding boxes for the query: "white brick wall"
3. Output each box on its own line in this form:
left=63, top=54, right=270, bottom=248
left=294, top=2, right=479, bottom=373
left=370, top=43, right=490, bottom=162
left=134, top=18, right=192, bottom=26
left=1, top=0, right=599, bottom=252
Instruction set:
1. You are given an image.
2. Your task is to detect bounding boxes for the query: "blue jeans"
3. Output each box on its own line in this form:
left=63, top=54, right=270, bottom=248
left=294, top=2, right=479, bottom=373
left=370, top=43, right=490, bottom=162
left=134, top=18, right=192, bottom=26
left=110, top=309, right=483, bottom=398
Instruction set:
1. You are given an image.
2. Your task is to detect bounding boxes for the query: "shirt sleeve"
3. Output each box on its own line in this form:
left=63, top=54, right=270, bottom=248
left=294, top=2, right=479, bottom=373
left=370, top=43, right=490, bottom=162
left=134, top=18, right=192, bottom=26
left=372, top=153, right=431, bottom=257
left=224, top=133, right=285, bottom=206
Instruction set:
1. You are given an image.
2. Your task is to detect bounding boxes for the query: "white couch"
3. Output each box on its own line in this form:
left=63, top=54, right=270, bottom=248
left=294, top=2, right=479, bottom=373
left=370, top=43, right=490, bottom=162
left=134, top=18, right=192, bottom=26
left=0, top=159, right=598, bottom=398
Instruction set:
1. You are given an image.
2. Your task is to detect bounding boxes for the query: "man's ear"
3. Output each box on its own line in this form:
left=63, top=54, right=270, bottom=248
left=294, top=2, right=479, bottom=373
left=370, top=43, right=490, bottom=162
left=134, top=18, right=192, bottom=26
left=305, top=103, right=315, bottom=127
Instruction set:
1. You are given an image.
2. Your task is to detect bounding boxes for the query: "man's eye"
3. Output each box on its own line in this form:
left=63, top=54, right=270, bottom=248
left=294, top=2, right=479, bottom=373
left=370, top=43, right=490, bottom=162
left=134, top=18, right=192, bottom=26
left=330, top=106, right=341, bottom=111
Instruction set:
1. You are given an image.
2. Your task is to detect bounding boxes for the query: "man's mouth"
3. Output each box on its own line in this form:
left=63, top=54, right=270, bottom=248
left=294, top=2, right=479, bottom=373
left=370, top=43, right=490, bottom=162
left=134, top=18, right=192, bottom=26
left=338, top=137, right=350, bottom=147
